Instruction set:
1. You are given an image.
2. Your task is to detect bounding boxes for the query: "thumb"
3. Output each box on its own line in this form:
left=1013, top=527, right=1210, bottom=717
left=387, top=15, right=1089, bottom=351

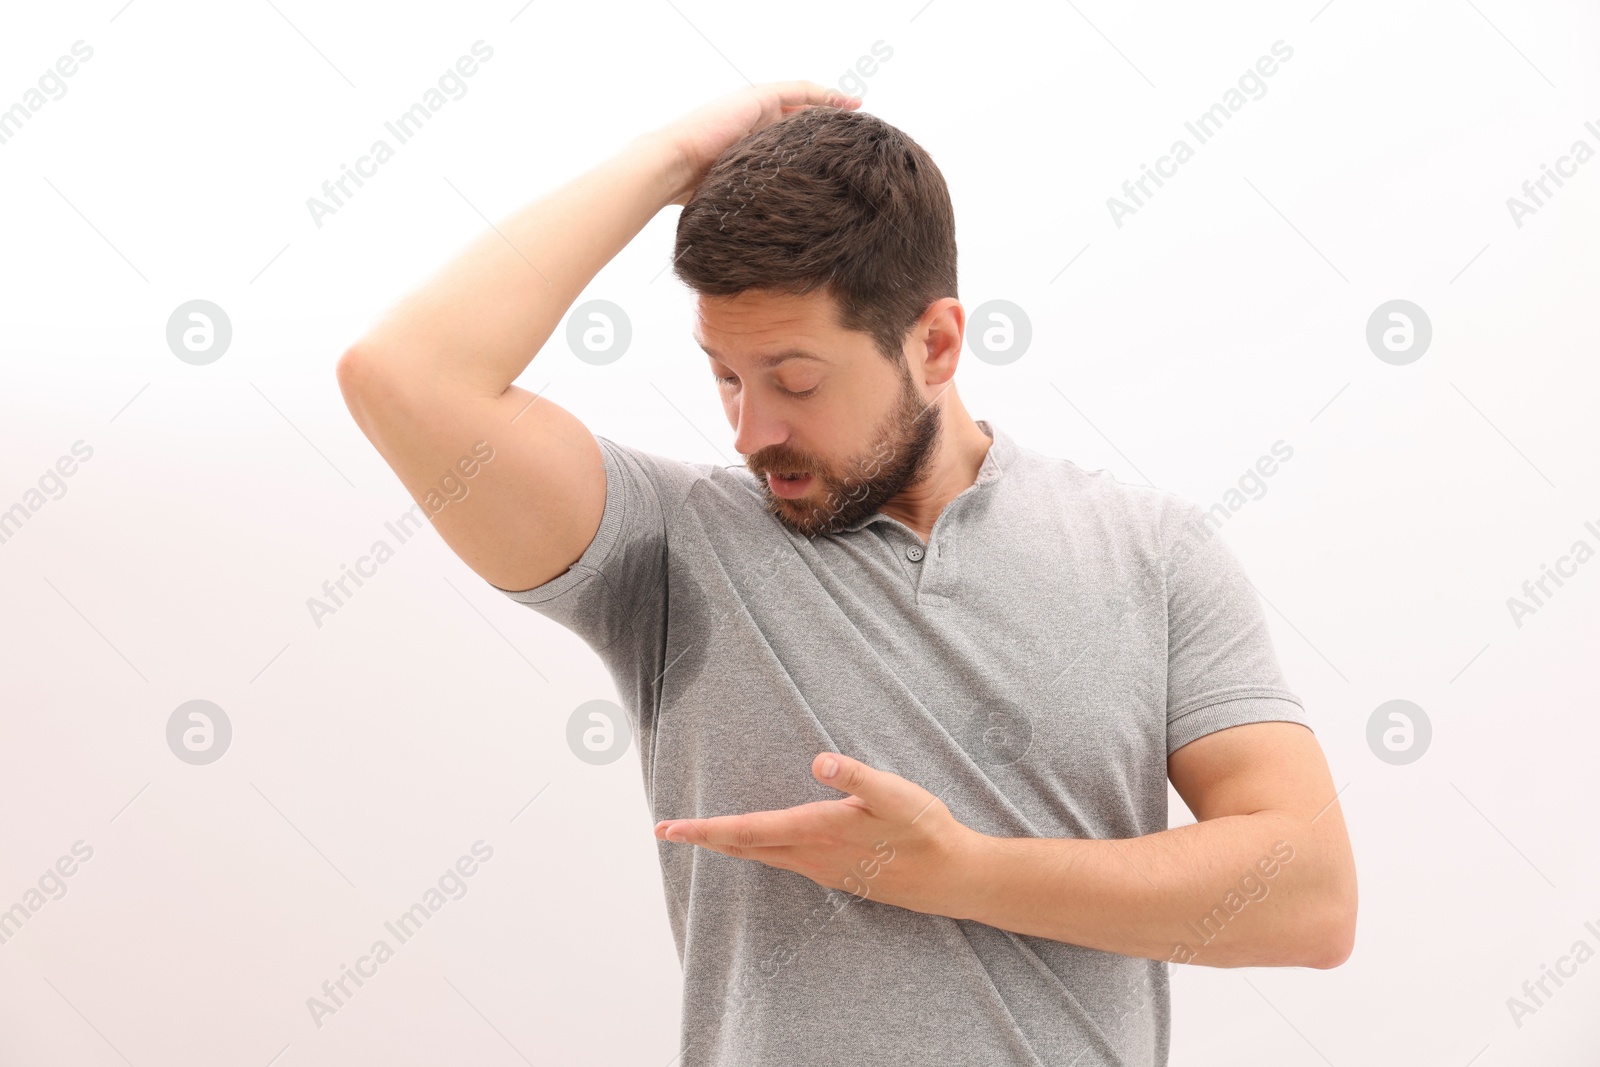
left=814, top=753, right=950, bottom=830
left=812, top=751, right=891, bottom=805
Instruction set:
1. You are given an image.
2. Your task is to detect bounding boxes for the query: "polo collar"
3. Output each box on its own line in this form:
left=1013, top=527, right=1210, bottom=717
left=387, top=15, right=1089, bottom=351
left=836, top=419, right=1013, bottom=533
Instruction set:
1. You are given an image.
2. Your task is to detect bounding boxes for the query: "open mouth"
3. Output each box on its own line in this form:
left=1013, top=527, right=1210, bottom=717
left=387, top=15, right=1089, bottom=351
left=765, top=471, right=814, bottom=498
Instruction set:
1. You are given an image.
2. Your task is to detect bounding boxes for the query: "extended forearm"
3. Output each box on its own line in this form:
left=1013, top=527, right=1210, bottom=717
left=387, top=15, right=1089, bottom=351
left=347, top=129, right=688, bottom=397
left=948, top=811, right=1353, bottom=969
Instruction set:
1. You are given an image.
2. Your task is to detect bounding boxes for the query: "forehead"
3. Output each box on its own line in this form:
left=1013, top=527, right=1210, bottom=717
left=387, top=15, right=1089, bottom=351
left=692, top=288, right=850, bottom=359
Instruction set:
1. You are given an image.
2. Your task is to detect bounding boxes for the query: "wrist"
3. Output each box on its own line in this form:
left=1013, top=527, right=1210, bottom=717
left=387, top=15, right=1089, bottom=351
left=630, top=127, right=695, bottom=209
left=942, top=826, right=994, bottom=923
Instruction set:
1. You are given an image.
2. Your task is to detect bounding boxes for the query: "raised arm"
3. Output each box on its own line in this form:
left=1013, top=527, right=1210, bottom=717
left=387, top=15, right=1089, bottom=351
left=334, top=128, right=682, bottom=593
left=334, top=81, right=861, bottom=593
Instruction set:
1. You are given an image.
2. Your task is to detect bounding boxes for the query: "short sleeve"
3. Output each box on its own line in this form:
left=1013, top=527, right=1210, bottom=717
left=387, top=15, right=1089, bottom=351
left=1161, top=499, right=1310, bottom=756
left=486, top=435, right=700, bottom=655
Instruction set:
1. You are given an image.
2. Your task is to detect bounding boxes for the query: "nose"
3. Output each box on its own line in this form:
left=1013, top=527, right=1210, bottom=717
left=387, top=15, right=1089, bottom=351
left=731, top=390, right=789, bottom=462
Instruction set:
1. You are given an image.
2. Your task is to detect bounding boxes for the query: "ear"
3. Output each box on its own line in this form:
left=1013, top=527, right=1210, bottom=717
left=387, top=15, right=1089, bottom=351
left=917, top=298, right=964, bottom=386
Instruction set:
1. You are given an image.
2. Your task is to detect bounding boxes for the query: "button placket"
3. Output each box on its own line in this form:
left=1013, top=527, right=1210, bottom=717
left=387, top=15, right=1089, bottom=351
left=914, top=530, right=951, bottom=600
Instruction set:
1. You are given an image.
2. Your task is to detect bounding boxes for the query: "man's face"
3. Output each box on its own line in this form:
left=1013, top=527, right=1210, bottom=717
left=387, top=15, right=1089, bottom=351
left=694, top=288, right=942, bottom=538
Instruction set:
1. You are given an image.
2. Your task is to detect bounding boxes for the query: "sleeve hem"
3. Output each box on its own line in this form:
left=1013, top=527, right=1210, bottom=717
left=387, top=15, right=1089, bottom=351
left=486, top=435, right=629, bottom=605
left=1167, top=693, right=1309, bottom=757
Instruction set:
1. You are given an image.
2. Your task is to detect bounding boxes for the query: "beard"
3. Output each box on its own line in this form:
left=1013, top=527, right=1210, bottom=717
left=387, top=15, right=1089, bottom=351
left=747, top=358, right=943, bottom=538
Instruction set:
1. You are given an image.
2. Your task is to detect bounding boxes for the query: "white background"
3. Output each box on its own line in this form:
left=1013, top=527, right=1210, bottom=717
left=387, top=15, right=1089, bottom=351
left=1, top=0, right=1597, bottom=1064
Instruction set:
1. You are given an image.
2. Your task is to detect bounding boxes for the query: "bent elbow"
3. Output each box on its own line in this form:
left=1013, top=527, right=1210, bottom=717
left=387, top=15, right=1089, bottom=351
left=1309, top=892, right=1357, bottom=969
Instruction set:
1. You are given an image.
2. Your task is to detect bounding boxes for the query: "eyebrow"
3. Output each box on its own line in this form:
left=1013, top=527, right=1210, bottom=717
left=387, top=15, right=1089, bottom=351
left=698, top=344, right=828, bottom=369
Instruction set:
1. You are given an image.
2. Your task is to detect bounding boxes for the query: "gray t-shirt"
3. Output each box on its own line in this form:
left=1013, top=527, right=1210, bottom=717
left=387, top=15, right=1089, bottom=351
left=490, top=419, right=1309, bottom=1066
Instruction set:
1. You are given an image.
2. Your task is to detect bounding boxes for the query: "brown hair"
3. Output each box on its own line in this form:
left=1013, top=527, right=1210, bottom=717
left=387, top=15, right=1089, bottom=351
left=672, top=105, right=958, bottom=366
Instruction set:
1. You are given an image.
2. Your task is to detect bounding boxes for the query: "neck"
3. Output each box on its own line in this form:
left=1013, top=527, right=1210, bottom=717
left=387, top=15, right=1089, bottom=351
left=881, top=387, right=994, bottom=542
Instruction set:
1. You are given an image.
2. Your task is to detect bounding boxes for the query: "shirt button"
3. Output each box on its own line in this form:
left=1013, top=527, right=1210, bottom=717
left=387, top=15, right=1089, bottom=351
left=906, top=544, right=925, bottom=562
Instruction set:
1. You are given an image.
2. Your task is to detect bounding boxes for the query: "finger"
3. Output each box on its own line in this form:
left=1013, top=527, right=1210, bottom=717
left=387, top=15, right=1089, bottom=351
left=762, top=79, right=860, bottom=109
left=813, top=751, right=879, bottom=795
left=682, top=838, right=802, bottom=871
left=779, top=101, right=860, bottom=117
left=659, top=801, right=837, bottom=849
left=672, top=818, right=763, bottom=857
left=669, top=810, right=791, bottom=850
left=779, top=94, right=861, bottom=114
left=813, top=752, right=918, bottom=815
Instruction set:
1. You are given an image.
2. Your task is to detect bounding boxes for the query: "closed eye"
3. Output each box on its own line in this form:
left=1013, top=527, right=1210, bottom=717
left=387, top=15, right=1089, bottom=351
left=713, top=373, right=818, bottom=399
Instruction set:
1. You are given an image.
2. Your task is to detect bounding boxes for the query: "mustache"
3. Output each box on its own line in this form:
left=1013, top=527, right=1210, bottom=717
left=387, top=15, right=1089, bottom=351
left=751, top=452, right=814, bottom=476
